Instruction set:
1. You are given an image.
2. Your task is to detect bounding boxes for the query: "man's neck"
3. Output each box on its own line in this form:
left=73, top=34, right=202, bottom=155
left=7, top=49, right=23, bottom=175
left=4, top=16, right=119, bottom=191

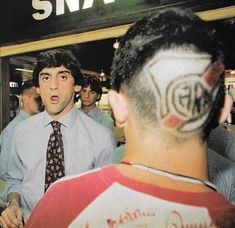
left=82, top=104, right=96, bottom=114
left=120, top=125, right=209, bottom=191
left=47, top=102, right=75, bottom=121
left=22, top=106, right=33, bottom=116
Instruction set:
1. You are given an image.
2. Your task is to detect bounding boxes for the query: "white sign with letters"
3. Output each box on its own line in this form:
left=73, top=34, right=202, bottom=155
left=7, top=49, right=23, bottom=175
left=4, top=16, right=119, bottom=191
left=32, top=0, right=115, bottom=20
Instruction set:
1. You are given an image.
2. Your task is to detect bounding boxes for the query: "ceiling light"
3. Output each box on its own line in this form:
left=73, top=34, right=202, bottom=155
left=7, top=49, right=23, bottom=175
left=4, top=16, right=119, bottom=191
left=100, top=69, right=105, bottom=77
left=15, top=68, right=33, bottom=73
left=113, top=39, right=119, bottom=49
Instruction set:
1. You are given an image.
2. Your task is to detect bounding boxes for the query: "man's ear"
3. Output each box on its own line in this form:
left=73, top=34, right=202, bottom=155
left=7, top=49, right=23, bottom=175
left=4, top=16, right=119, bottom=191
left=96, top=94, right=101, bottom=101
left=74, top=85, right=81, bottom=93
left=22, top=94, right=29, bottom=104
left=36, top=87, right=41, bottom=95
left=218, top=94, right=233, bottom=123
left=108, top=90, right=128, bottom=128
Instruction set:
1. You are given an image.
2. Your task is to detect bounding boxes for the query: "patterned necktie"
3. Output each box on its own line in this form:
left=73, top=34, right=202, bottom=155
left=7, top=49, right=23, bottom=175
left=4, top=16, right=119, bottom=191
left=44, top=121, right=65, bottom=192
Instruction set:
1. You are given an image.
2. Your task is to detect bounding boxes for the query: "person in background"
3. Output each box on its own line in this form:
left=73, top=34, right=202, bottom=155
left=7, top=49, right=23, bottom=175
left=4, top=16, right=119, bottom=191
left=207, top=94, right=235, bottom=162
left=208, top=127, right=235, bottom=162
left=206, top=94, right=235, bottom=202
left=0, top=79, right=42, bottom=213
left=25, top=8, right=235, bottom=227
left=0, top=48, right=116, bottom=227
left=207, top=148, right=235, bottom=202
left=9, top=95, right=19, bottom=121
left=0, top=79, right=42, bottom=180
left=79, top=76, right=114, bottom=131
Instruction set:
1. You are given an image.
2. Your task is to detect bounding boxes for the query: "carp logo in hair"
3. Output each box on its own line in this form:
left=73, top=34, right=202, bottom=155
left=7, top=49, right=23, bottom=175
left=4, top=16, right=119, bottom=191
left=144, top=50, right=224, bottom=134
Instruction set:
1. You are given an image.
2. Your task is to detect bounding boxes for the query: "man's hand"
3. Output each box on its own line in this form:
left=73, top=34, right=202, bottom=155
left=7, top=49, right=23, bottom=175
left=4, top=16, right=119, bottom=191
left=0, top=205, right=23, bottom=228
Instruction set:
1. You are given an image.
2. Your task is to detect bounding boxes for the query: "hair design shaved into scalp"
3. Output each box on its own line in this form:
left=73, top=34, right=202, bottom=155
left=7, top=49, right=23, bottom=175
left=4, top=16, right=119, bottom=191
left=110, top=7, right=225, bottom=139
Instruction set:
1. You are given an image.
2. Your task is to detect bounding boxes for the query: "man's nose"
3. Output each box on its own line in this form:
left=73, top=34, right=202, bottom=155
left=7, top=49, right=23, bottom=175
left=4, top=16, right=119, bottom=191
left=84, top=92, right=90, bottom=98
left=50, top=77, right=58, bottom=90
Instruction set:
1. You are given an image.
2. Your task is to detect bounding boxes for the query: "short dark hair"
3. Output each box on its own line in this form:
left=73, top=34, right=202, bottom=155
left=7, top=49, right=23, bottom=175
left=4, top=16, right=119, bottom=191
left=82, top=76, right=102, bottom=100
left=33, top=48, right=83, bottom=87
left=110, top=7, right=225, bottom=139
left=20, top=79, right=35, bottom=94
left=10, top=94, right=19, bottom=106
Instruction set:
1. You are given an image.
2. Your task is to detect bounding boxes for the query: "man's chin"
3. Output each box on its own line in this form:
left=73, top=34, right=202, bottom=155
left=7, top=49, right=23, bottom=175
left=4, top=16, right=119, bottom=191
left=46, top=106, right=62, bottom=116
left=82, top=103, right=93, bottom=107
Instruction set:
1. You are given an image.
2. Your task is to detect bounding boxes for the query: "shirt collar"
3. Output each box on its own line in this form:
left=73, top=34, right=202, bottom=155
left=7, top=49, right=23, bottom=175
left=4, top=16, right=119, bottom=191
left=19, top=110, right=31, bottom=119
left=43, top=106, right=78, bottom=129
left=88, top=106, right=99, bottom=118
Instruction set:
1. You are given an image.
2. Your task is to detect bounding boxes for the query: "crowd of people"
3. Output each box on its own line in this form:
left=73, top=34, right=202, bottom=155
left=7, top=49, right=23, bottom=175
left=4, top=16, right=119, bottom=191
left=0, top=7, right=234, bottom=228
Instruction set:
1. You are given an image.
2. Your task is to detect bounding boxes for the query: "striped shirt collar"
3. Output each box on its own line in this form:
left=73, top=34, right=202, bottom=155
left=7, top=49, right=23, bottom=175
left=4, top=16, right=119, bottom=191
left=43, top=106, right=78, bottom=129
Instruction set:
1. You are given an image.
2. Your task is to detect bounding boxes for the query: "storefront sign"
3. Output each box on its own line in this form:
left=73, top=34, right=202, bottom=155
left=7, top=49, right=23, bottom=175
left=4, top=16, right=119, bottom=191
left=0, top=0, right=234, bottom=45
left=9, top=82, right=18, bottom=88
left=32, top=0, right=115, bottom=20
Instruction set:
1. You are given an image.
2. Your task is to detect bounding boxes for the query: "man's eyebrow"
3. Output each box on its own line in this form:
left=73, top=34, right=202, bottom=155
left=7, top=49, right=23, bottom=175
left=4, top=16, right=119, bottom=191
left=39, top=72, right=49, bottom=76
left=58, top=70, right=71, bottom=74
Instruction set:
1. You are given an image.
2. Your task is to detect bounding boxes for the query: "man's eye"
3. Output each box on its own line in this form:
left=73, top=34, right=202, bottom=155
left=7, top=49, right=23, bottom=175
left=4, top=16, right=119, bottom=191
left=42, top=75, right=50, bottom=81
left=60, top=75, right=67, bottom=80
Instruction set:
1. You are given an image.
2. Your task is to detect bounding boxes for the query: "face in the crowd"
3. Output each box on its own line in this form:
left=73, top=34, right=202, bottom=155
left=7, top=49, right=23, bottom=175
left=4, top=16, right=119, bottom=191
left=80, top=85, right=100, bottom=108
left=37, top=65, right=80, bottom=120
left=26, top=87, right=42, bottom=115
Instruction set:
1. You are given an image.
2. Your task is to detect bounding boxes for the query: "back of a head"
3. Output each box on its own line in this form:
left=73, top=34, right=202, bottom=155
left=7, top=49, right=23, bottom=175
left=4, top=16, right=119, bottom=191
left=20, top=79, right=35, bottom=94
left=110, top=7, right=225, bottom=139
left=33, top=48, right=84, bottom=87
